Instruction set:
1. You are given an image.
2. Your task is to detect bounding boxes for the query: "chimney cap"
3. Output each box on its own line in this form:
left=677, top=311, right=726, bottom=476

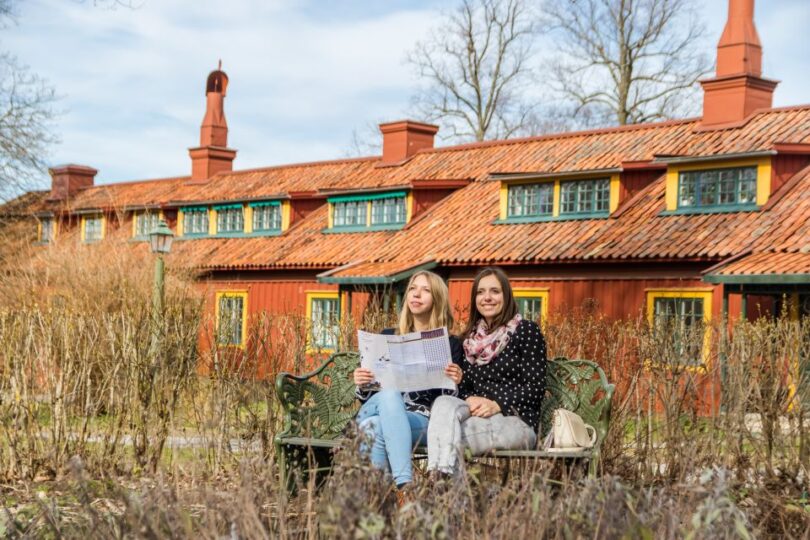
left=379, top=120, right=439, bottom=136
left=206, top=61, right=229, bottom=95
left=48, top=164, right=98, bottom=176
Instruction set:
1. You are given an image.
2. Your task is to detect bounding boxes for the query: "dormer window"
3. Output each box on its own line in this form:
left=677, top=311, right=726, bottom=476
left=327, top=190, right=410, bottom=232
left=81, top=214, right=104, bottom=243
left=134, top=211, right=161, bottom=238
left=251, top=201, right=282, bottom=232
left=498, top=174, right=618, bottom=224
left=663, top=158, right=770, bottom=214
left=183, top=207, right=209, bottom=236
left=215, top=204, right=244, bottom=234
left=678, top=166, right=757, bottom=209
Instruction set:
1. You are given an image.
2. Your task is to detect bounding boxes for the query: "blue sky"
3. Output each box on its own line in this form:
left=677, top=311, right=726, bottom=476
left=2, top=0, right=809, bottom=187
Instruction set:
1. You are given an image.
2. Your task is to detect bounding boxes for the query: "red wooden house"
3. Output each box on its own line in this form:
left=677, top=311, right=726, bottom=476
left=9, top=0, right=810, bottom=375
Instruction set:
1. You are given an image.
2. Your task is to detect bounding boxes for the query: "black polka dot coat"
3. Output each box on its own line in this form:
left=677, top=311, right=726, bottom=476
left=458, top=319, right=548, bottom=430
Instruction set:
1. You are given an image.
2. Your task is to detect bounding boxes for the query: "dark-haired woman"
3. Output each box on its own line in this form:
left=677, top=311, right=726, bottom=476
left=426, top=266, right=547, bottom=474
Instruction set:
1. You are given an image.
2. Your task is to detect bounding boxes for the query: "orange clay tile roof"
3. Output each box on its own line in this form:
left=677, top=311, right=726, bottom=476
left=706, top=251, right=810, bottom=276
left=17, top=105, right=810, bottom=272
left=34, top=105, right=810, bottom=213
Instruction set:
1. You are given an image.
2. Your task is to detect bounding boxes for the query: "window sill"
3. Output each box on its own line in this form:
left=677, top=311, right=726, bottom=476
left=322, top=224, right=405, bottom=234
left=216, top=343, right=246, bottom=350
left=659, top=204, right=759, bottom=216
left=642, top=359, right=708, bottom=374
left=306, top=347, right=337, bottom=355
left=494, top=212, right=609, bottom=224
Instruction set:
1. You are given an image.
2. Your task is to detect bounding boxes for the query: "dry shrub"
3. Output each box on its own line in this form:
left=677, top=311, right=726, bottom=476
left=0, top=240, right=808, bottom=536
left=7, top=452, right=795, bottom=539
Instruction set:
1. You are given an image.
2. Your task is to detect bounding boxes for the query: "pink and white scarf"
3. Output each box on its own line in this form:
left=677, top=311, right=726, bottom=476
left=463, top=313, right=522, bottom=366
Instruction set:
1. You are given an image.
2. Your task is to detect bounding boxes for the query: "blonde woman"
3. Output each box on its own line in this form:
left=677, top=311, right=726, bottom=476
left=352, top=271, right=464, bottom=493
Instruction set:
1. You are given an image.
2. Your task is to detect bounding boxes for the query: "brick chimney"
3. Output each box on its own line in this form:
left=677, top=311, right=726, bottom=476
left=700, top=0, right=778, bottom=127
left=47, top=164, right=97, bottom=201
left=189, top=62, right=237, bottom=181
left=379, top=120, right=439, bottom=165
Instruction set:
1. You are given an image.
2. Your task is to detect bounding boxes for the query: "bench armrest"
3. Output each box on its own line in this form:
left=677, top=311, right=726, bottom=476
left=274, top=351, right=360, bottom=445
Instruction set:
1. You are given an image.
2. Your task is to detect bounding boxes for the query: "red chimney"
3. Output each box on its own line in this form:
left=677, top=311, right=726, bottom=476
left=47, top=164, right=97, bottom=201
left=189, top=63, right=237, bottom=180
left=700, top=0, right=778, bottom=127
left=379, top=120, right=439, bottom=165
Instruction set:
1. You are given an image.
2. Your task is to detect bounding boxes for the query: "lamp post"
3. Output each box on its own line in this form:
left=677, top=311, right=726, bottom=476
left=148, top=220, right=174, bottom=352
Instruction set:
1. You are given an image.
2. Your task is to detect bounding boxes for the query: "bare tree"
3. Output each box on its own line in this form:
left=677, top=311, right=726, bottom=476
left=0, top=53, right=57, bottom=201
left=544, top=0, right=711, bottom=127
left=0, top=0, right=140, bottom=200
left=407, top=0, right=540, bottom=142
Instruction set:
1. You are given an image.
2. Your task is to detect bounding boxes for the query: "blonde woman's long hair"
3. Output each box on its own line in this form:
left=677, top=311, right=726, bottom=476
left=397, top=271, right=454, bottom=335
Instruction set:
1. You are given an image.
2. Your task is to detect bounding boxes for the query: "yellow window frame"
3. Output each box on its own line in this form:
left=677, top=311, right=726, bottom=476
left=80, top=214, right=105, bottom=243
left=645, top=288, right=714, bottom=370
left=306, top=291, right=341, bottom=352
left=664, top=156, right=772, bottom=211
left=513, top=288, right=550, bottom=326
left=37, top=216, right=58, bottom=243
left=215, top=290, right=248, bottom=349
left=499, top=174, right=620, bottom=220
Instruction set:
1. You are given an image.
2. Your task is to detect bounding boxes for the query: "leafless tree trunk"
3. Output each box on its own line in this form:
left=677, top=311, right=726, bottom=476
left=0, top=53, right=57, bottom=201
left=407, top=0, right=541, bottom=142
left=544, top=0, right=711, bottom=127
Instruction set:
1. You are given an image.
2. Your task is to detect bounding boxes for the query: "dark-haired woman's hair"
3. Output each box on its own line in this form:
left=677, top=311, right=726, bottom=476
left=462, top=266, right=518, bottom=337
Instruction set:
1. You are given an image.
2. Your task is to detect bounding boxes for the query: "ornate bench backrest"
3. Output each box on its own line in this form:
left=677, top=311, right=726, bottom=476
left=275, top=351, right=360, bottom=441
left=276, top=353, right=614, bottom=447
left=539, top=358, right=615, bottom=446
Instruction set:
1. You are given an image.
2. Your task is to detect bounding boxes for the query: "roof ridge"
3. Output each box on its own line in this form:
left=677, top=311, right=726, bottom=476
left=80, top=174, right=190, bottom=191
left=419, top=117, right=700, bottom=156
left=414, top=104, right=810, bottom=157
left=217, top=155, right=379, bottom=176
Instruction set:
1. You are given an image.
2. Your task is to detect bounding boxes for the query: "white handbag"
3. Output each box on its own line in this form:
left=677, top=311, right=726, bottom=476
left=543, top=409, right=597, bottom=452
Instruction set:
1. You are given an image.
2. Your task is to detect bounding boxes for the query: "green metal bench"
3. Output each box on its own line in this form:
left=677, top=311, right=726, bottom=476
left=274, top=352, right=614, bottom=489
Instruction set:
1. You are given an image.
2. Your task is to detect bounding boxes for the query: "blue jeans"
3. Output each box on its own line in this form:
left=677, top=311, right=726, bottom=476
left=355, top=390, right=429, bottom=486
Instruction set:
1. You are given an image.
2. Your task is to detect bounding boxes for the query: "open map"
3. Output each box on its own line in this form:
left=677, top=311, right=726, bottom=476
left=357, top=327, right=456, bottom=393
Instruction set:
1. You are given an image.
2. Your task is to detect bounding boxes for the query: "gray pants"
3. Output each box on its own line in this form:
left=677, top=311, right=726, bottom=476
left=427, top=395, right=537, bottom=474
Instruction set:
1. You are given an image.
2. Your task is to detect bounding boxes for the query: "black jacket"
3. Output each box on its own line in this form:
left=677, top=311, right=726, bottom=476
left=457, top=319, right=547, bottom=429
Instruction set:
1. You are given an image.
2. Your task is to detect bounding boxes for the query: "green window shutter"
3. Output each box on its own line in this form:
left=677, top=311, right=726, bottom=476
left=248, top=200, right=281, bottom=207
left=327, top=190, right=407, bottom=203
